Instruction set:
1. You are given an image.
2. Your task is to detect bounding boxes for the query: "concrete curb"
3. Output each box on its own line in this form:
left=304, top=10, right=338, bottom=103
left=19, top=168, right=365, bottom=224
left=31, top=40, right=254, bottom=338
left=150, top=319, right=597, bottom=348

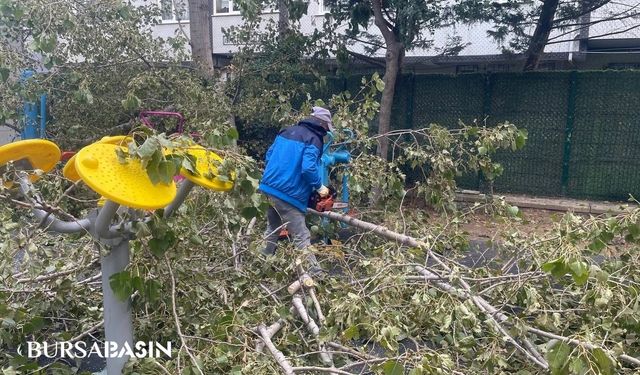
left=456, top=190, right=637, bottom=215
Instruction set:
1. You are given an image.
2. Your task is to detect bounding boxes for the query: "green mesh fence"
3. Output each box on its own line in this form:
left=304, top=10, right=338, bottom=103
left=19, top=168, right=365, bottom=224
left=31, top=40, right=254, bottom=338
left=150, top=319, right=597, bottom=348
left=342, top=70, right=640, bottom=201
left=568, top=71, right=640, bottom=200
left=487, top=72, right=569, bottom=197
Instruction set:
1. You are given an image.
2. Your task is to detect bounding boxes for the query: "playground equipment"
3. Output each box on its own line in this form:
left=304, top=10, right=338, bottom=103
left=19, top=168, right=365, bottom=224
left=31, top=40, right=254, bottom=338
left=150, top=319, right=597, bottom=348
left=320, top=130, right=353, bottom=213
left=317, top=130, right=353, bottom=235
left=20, top=70, right=47, bottom=140
left=0, top=137, right=233, bottom=374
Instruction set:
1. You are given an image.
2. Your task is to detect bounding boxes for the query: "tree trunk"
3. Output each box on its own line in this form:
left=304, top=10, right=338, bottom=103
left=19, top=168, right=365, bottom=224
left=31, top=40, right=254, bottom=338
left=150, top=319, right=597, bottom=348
left=277, top=0, right=290, bottom=40
left=377, top=42, right=403, bottom=159
left=523, top=0, right=560, bottom=71
left=188, top=0, right=214, bottom=75
left=371, top=0, right=403, bottom=160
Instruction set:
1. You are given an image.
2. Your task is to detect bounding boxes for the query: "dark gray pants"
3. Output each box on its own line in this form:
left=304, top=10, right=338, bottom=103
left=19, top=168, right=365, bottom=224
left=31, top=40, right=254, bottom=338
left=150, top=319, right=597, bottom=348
left=263, top=195, right=311, bottom=255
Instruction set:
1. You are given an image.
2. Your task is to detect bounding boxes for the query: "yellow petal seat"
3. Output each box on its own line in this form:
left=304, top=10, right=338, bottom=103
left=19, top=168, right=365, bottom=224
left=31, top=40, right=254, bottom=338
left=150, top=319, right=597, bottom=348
left=63, top=135, right=133, bottom=182
left=180, top=145, right=234, bottom=191
left=74, top=143, right=176, bottom=210
left=0, top=139, right=61, bottom=183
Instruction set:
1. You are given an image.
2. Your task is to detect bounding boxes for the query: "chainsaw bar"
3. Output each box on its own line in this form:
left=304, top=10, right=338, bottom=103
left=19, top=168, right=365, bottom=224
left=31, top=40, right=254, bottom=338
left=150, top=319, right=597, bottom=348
left=331, top=202, right=348, bottom=210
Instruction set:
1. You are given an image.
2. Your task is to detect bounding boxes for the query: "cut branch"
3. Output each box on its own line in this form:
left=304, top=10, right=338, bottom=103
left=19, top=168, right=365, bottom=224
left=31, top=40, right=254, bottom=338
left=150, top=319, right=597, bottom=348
left=291, top=294, right=320, bottom=336
left=255, top=319, right=286, bottom=353
left=258, top=324, right=295, bottom=375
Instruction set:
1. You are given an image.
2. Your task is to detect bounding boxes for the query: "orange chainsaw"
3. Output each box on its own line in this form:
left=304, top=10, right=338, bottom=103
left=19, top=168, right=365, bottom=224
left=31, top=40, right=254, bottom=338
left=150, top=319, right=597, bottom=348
left=308, top=185, right=338, bottom=212
left=278, top=186, right=340, bottom=239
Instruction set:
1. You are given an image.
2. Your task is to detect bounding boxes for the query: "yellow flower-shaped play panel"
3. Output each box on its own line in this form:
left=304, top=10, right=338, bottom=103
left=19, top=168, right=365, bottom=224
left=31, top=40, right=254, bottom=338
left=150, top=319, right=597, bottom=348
left=75, top=143, right=176, bottom=210
left=181, top=146, right=234, bottom=192
left=0, top=139, right=61, bottom=183
left=64, top=135, right=133, bottom=182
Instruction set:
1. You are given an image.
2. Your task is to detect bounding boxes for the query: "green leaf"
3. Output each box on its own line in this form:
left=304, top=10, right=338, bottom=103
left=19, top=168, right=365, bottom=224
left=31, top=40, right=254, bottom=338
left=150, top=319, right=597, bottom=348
left=131, top=276, right=144, bottom=293
left=0, top=68, right=9, bottom=83
left=144, top=280, right=161, bottom=303
left=375, top=79, right=385, bottom=92
left=568, top=261, right=589, bottom=285
left=599, top=230, right=614, bottom=244
left=542, top=258, right=569, bottom=279
left=342, top=325, right=360, bottom=340
left=568, top=357, right=587, bottom=375
left=240, top=207, right=258, bottom=220
left=190, top=234, right=204, bottom=245
left=157, top=161, right=177, bottom=184
left=23, top=316, right=45, bottom=334
left=588, top=238, right=606, bottom=252
left=382, top=360, right=404, bottom=375
left=226, top=127, right=239, bottom=140
left=115, top=147, right=128, bottom=164
left=137, top=138, right=161, bottom=159
left=121, top=93, right=141, bottom=111
left=149, top=230, right=176, bottom=257
left=547, top=341, right=571, bottom=374
left=515, top=130, right=528, bottom=149
left=506, top=205, right=519, bottom=217
left=628, top=223, right=640, bottom=237
left=592, top=348, right=614, bottom=375
left=146, top=150, right=162, bottom=185
left=181, top=154, right=198, bottom=174
left=109, top=271, right=133, bottom=302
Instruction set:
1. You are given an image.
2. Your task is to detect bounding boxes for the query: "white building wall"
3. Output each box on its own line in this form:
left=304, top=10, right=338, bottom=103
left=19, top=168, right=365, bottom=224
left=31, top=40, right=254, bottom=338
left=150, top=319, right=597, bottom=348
left=138, top=0, right=638, bottom=58
left=0, top=125, right=19, bottom=146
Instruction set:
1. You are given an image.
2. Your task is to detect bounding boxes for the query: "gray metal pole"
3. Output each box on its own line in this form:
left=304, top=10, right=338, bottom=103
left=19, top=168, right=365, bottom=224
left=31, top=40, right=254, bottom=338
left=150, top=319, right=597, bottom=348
left=100, top=239, right=134, bottom=375
left=163, top=180, right=194, bottom=219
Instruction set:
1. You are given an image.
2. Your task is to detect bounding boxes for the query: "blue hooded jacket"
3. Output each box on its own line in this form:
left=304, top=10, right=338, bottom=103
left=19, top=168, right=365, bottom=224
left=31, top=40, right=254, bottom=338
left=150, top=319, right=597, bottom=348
left=259, top=118, right=327, bottom=212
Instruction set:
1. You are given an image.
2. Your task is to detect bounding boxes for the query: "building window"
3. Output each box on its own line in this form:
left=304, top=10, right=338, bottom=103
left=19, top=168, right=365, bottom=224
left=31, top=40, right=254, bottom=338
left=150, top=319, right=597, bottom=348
left=318, top=0, right=329, bottom=14
left=456, top=65, right=478, bottom=74
left=160, top=0, right=189, bottom=22
left=215, top=0, right=241, bottom=15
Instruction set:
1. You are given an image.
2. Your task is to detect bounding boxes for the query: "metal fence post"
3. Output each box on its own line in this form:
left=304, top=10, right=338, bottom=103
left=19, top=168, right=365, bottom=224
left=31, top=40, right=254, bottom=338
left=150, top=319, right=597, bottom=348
left=479, top=73, right=494, bottom=190
left=561, top=71, right=578, bottom=196
left=405, top=73, right=415, bottom=129
left=482, top=73, right=493, bottom=118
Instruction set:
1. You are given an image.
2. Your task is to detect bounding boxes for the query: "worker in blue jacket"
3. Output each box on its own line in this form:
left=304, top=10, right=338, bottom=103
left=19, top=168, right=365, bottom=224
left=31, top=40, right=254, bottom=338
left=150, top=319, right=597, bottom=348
left=259, top=107, right=333, bottom=270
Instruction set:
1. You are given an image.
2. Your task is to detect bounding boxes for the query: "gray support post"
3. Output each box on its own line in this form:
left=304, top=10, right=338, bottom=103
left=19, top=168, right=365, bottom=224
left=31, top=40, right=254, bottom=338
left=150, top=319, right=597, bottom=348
left=163, top=180, right=195, bottom=219
left=95, top=200, right=134, bottom=374
left=100, top=239, right=134, bottom=375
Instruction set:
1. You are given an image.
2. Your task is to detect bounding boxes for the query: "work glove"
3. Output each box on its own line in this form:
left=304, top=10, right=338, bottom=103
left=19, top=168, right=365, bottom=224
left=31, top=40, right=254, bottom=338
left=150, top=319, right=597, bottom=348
left=317, top=185, right=330, bottom=198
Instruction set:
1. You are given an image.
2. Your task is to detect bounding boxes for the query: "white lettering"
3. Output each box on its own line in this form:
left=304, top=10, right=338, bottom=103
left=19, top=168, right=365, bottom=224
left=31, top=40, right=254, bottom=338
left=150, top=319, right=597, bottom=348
left=27, top=342, right=41, bottom=358
left=42, top=342, right=57, bottom=359
left=135, top=341, right=148, bottom=358
left=88, top=342, right=103, bottom=358
left=74, top=341, right=87, bottom=358
left=117, top=342, right=136, bottom=358
left=59, top=342, right=73, bottom=358
left=106, top=341, right=118, bottom=357
left=22, top=341, right=173, bottom=359
left=155, top=341, right=172, bottom=358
